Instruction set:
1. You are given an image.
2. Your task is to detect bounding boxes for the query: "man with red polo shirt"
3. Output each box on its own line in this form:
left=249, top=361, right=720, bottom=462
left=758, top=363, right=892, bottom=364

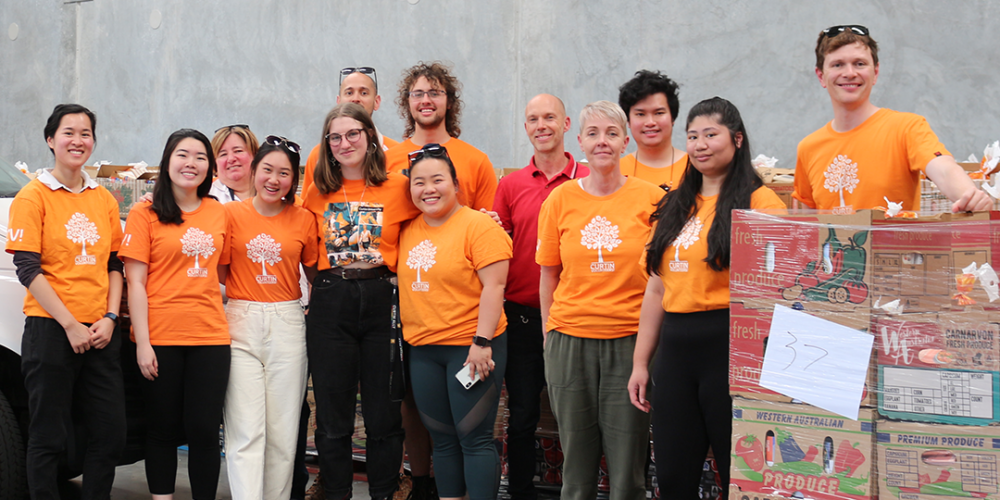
left=493, top=94, right=588, bottom=500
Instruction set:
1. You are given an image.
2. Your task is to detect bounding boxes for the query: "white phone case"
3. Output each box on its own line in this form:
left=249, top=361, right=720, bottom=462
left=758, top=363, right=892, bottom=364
left=454, top=365, right=482, bottom=390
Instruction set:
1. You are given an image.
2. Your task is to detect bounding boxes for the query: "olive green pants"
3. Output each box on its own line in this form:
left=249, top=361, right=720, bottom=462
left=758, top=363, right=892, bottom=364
left=544, top=330, right=651, bottom=500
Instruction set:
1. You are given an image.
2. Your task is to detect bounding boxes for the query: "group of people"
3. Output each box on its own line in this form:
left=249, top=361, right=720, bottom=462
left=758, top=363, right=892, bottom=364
left=7, top=24, right=994, bottom=500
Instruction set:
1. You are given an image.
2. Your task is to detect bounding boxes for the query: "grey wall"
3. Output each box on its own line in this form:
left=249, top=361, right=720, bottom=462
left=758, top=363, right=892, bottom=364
left=3, top=1, right=999, bottom=174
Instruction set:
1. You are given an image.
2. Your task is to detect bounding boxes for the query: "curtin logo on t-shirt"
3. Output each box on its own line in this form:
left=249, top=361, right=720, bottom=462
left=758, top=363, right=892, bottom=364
left=406, top=239, right=437, bottom=292
left=580, top=216, right=620, bottom=273
left=180, top=227, right=216, bottom=278
left=65, top=212, right=99, bottom=266
left=824, top=154, right=859, bottom=214
left=668, top=216, right=703, bottom=273
left=246, top=233, right=282, bottom=285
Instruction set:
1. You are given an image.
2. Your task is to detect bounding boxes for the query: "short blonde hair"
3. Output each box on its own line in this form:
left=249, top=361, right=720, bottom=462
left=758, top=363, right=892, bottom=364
left=578, top=100, right=628, bottom=134
left=211, top=125, right=259, bottom=159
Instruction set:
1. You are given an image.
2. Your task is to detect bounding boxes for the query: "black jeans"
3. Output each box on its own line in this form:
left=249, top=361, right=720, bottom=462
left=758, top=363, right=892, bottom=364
left=21, top=316, right=126, bottom=500
left=307, top=270, right=403, bottom=499
left=651, top=308, right=731, bottom=499
left=502, top=301, right=545, bottom=500
left=143, top=344, right=231, bottom=499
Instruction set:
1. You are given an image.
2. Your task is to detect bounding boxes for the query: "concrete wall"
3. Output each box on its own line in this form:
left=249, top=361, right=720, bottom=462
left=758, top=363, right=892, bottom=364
left=2, top=1, right=999, bottom=173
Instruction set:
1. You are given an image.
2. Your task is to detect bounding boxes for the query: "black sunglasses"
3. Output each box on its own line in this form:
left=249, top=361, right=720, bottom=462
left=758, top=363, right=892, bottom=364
left=215, top=124, right=250, bottom=133
left=265, top=135, right=301, bottom=154
left=340, top=67, right=378, bottom=92
left=407, top=143, right=450, bottom=166
left=823, top=25, right=869, bottom=37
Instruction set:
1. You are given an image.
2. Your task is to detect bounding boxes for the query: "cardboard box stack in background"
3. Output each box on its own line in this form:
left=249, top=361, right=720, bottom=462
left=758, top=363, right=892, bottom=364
left=84, top=164, right=158, bottom=219
left=728, top=209, right=1000, bottom=500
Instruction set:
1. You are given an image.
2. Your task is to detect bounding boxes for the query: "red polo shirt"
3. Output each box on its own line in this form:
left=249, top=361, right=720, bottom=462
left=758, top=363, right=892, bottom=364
left=493, top=152, right=588, bottom=309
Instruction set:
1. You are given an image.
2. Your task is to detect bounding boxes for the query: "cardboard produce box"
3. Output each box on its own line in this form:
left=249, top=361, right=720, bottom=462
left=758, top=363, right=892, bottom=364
left=874, top=312, right=1000, bottom=425
left=731, top=398, right=876, bottom=500
left=877, top=420, right=1000, bottom=499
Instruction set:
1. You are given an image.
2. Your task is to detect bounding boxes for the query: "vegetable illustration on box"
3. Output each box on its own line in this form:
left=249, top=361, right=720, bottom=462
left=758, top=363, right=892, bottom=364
left=781, top=226, right=869, bottom=305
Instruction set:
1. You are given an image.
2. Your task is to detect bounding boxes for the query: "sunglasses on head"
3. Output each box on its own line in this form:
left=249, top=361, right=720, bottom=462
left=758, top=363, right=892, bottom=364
left=340, top=67, right=377, bottom=92
left=823, top=25, right=869, bottom=37
left=407, top=143, right=450, bottom=167
left=265, top=135, right=301, bottom=154
left=215, top=124, right=250, bottom=134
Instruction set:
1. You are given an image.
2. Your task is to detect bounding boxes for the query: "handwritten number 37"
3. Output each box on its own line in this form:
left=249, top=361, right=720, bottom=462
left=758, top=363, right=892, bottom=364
left=782, top=332, right=829, bottom=371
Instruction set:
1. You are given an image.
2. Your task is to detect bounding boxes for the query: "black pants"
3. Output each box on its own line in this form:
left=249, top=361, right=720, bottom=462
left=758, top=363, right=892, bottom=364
left=143, top=344, right=230, bottom=499
left=21, top=316, right=126, bottom=500
left=502, top=301, right=545, bottom=500
left=291, top=383, right=312, bottom=500
left=307, top=271, right=403, bottom=499
left=651, top=308, right=731, bottom=499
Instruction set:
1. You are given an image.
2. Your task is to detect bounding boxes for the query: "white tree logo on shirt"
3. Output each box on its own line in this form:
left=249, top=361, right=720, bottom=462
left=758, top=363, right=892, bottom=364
left=824, top=155, right=860, bottom=209
left=180, top=227, right=215, bottom=278
left=406, top=239, right=437, bottom=292
left=65, top=212, right=99, bottom=265
left=247, top=233, right=282, bottom=284
left=581, top=215, right=621, bottom=272
left=669, top=216, right=703, bottom=272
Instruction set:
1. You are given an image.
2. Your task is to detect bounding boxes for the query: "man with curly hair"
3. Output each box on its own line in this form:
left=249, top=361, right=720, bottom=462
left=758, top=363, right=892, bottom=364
left=794, top=25, right=990, bottom=212
left=617, top=70, right=687, bottom=192
left=385, top=61, right=497, bottom=211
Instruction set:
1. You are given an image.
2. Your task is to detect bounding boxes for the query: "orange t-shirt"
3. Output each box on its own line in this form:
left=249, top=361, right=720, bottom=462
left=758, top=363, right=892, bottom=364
left=398, top=207, right=512, bottom=346
left=223, top=199, right=318, bottom=302
left=536, top=177, right=665, bottom=339
left=385, top=138, right=497, bottom=211
left=120, top=200, right=230, bottom=346
left=301, top=134, right=399, bottom=196
left=793, top=108, right=950, bottom=211
left=5, top=178, right=123, bottom=322
left=620, top=152, right=688, bottom=192
left=301, top=173, right=420, bottom=273
left=655, top=186, right=786, bottom=313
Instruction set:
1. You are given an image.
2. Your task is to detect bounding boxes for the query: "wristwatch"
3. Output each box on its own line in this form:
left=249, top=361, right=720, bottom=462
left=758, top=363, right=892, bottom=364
left=103, top=312, right=119, bottom=326
left=472, top=335, right=492, bottom=348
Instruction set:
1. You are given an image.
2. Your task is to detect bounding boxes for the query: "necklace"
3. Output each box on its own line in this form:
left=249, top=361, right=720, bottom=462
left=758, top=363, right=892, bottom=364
left=635, top=146, right=676, bottom=191
left=342, top=183, right=368, bottom=226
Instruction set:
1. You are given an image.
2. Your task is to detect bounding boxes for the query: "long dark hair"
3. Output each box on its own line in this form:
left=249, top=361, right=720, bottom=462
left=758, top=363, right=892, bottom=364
left=252, top=142, right=301, bottom=205
left=151, top=129, right=216, bottom=224
left=645, top=97, right=762, bottom=274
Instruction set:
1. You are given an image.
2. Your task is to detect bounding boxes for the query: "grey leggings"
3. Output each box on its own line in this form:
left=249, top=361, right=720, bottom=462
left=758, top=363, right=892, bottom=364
left=408, top=333, right=508, bottom=500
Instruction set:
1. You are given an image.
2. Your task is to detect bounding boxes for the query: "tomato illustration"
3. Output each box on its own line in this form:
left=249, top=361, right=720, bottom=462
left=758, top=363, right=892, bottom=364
left=735, top=435, right=764, bottom=471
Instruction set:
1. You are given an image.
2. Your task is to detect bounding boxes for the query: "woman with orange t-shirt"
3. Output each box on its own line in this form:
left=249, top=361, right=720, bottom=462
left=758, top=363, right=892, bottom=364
left=301, top=103, right=420, bottom=500
left=536, top=101, right=664, bottom=500
left=627, top=97, right=785, bottom=498
left=398, top=144, right=511, bottom=500
left=120, top=129, right=231, bottom=500
left=217, top=137, right=318, bottom=500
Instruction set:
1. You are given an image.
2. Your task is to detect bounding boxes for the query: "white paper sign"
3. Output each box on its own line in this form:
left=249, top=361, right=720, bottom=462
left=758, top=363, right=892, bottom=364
left=758, top=304, right=874, bottom=420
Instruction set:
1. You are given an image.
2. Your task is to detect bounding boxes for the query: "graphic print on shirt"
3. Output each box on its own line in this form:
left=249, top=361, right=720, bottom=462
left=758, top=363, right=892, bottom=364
left=824, top=154, right=859, bottom=213
left=246, top=233, right=282, bottom=284
left=669, top=216, right=703, bottom=272
left=180, top=227, right=216, bottom=278
left=406, top=239, right=437, bottom=292
left=65, top=212, right=100, bottom=265
left=580, top=216, right=621, bottom=273
left=323, top=202, right=384, bottom=267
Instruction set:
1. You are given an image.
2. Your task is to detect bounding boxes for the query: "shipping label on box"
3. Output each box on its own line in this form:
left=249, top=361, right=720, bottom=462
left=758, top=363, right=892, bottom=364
left=877, top=420, right=1000, bottom=500
left=875, top=314, right=1000, bottom=425
left=731, top=397, right=876, bottom=500
left=731, top=210, right=873, bottom=332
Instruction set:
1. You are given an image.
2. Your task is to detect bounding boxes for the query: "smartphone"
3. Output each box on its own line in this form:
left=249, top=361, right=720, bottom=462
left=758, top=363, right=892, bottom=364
left=455, top=365, right=482, bottom=390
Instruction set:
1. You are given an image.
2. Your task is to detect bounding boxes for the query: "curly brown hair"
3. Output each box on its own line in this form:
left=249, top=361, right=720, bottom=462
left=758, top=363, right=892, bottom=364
left=395, top=61, right=463, bottom=139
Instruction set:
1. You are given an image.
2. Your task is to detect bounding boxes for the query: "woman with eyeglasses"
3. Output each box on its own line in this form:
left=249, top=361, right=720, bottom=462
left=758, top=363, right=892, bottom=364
left=301, top=102, right=420, bottom=500
left=398, top=144, right=512, bottom=500
left=120, top=129, right=231, bottom=499
left=536, top=101, right=665, bottom=500
left=215, top=136, right=318, bottom=500
left=210, top=124, right=260, bottom=203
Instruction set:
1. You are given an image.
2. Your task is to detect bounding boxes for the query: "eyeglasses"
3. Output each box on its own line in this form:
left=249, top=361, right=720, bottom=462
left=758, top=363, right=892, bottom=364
left=215, top=124, right=250, bottom=133
left=407, top=143, right=450, bottom=166
left=823, top=25, right=869, bottom=37
left=340, top=67, right=377, bottom=92
left=265, top=135, right=301, bottom=154
left=408, top=90, right=446, bottom=100
left=325, top=128, right=364, bottom=147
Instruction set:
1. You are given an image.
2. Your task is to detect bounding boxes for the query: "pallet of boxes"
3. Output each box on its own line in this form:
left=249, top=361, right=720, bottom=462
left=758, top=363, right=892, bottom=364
left=728, top=208, right=1000, bottom=500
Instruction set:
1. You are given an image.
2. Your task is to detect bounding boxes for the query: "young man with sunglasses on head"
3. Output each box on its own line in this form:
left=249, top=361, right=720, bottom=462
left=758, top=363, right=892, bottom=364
left=794, top=25, right=991, bottom=213
left=385, top=61, right=497, bottom=211
left=491, top=94, right=588, bottom=500
left=302, top=66, right=399, bottom=195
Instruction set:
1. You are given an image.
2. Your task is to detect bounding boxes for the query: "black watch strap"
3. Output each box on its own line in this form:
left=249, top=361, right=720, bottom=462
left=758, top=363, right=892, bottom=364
left=472, top=335, right=491, bottom=347
left=103, top=312, right=119, bottom=325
